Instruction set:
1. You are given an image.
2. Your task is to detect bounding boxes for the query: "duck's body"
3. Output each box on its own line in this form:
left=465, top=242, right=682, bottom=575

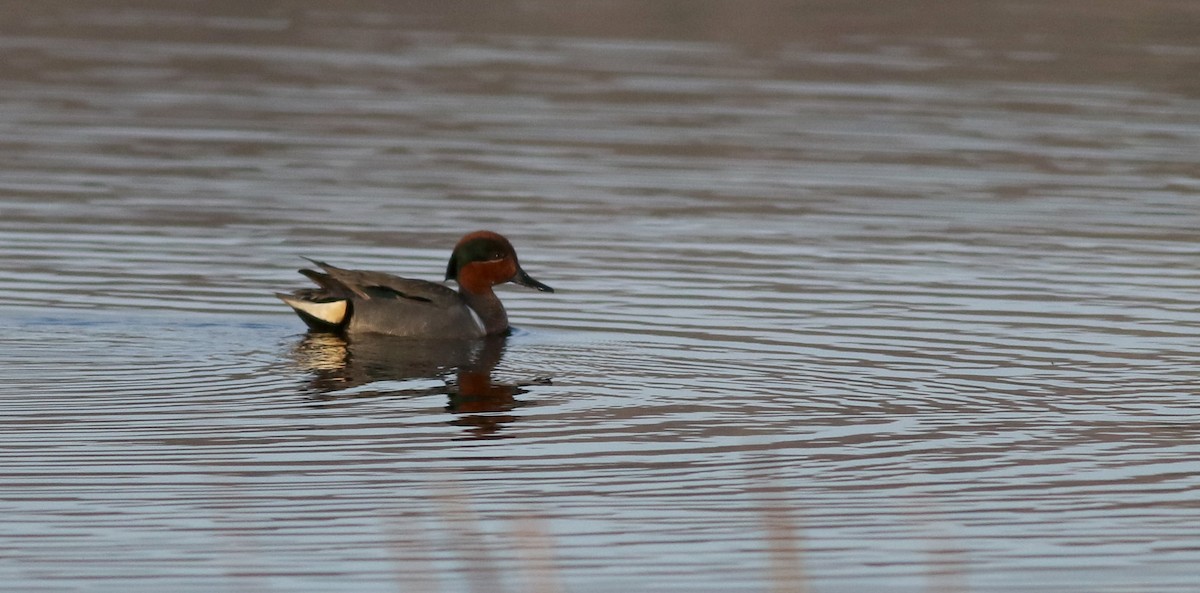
left=276, top=231, right=553, bottom=338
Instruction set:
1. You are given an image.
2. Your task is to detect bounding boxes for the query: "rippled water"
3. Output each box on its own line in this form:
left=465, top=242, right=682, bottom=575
left=2, top=2, right=1199, bottom=592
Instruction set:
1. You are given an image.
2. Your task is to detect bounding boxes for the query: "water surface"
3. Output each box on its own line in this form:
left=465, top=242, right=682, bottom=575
left=2, top=2, right=1199, bottom=592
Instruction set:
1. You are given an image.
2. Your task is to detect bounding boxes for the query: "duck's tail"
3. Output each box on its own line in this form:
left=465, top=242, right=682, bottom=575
left=276, top=292, right=349, bottom=332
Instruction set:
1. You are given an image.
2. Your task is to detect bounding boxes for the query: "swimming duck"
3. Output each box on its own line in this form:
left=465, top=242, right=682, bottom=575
left=277, top=231, right=554, bottom=338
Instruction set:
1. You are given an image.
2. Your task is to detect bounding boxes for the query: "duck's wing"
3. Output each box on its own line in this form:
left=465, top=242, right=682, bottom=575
left=302, top=258, right=461, bottom=306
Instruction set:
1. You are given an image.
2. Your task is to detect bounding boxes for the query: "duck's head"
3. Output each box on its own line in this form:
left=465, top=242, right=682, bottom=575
left=445, top=231, right=555, bottom=294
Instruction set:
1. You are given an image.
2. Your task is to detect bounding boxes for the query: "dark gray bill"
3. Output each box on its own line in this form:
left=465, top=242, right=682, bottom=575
left=513, top=268, right=554, bottom=293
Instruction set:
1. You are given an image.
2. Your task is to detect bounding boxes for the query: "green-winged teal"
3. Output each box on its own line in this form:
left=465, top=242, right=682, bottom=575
left=277, top=231, right=553, bottom=337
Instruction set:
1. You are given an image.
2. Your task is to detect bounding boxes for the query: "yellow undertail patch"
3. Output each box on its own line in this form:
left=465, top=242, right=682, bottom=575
left=278, top=295, right=348, bottom=326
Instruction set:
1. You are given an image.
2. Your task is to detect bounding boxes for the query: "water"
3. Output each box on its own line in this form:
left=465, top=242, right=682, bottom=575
left=2, top=2, right=1199, bottom=591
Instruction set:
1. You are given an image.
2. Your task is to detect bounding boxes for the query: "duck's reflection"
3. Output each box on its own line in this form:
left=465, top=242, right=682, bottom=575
left=291, top=332, right=543, bottom=438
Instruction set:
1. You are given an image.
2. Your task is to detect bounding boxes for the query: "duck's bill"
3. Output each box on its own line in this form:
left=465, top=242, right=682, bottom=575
left=513, top=268, right=555, bottom=293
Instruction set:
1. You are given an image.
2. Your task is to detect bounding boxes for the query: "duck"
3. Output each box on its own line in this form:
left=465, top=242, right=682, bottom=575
left=276, top=231, right=554, bottom=338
